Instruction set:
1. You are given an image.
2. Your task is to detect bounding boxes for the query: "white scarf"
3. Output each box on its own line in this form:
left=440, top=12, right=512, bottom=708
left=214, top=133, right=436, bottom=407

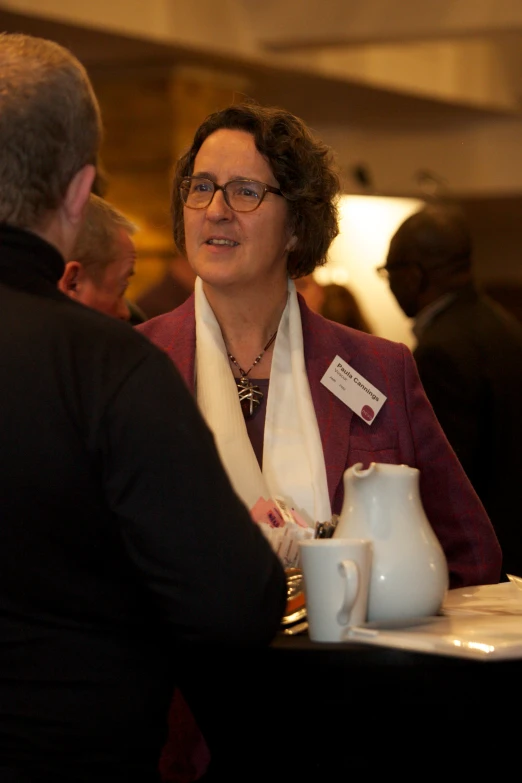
left=195, top=277, right=331, bottom=528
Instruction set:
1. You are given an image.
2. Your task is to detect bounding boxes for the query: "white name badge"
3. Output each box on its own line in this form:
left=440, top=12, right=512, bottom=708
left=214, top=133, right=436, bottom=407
left=320, top=355, right=387, bottom=425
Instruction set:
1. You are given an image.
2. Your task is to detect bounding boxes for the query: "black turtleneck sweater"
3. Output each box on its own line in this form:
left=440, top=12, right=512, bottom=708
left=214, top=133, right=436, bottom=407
left=0, top=225, right=286, bottom=782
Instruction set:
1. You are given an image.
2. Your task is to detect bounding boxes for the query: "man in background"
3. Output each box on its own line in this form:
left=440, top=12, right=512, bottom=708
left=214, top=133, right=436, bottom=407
left=58, top=193, right=137, bottom=321
left=0, top=32, right=286, bottom=783
left=382, top=204, right=522, bottom=579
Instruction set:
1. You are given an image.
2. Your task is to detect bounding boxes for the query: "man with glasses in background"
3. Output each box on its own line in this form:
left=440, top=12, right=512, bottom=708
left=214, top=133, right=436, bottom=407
left=380, top=204, right=522, bottom=581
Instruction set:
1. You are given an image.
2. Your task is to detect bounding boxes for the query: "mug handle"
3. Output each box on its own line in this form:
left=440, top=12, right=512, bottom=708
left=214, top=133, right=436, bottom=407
left=337, top=559, right=360, bottom=626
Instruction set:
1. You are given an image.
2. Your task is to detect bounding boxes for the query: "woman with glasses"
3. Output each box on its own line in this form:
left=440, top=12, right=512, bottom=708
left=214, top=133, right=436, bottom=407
left=138, top=100, right=500, bottom=584
left=138, top=100, right=500, bottom=781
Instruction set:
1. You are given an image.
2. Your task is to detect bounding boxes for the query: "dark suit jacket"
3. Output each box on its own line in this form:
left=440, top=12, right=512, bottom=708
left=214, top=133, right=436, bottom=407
left=413, top=283, right=522, bottom=579
left=0, top=226, right=286, bottom=782
left=137, top=293, right=502, bottom=590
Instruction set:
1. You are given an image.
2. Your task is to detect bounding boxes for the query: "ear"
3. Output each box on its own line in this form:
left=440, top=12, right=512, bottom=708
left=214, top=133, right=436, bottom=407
left=63, top=164, right=96, bottom=227
left=58, top=261, right=83, bottom=298
left=285, top=234, right=298, bottom=253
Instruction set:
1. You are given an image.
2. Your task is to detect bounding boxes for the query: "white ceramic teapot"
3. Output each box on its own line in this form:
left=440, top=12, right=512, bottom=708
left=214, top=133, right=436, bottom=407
left=334, top=462, right=449, bottom=622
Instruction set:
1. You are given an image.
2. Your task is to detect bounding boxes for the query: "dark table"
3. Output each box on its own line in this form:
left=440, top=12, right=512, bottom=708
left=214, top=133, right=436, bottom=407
left=179, top=631, right=519, bottom=780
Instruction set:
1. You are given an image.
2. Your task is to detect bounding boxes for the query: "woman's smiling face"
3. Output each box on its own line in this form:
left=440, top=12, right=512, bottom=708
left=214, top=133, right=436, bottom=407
left=183, top=129, right=296, bottom=292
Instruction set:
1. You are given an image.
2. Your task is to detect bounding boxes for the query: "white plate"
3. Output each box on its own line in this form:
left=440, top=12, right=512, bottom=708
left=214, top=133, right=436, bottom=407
left=348, top=613, right=522, bottom=660
left=442, top=580, right=522, bottom=616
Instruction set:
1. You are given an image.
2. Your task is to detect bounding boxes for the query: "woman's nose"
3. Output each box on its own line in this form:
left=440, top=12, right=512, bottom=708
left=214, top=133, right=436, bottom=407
left=206, top=187, right=232, bottom=220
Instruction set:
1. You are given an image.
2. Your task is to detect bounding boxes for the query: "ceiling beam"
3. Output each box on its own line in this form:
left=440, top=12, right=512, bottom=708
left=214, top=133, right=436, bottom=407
left=244, top=0, right=522, bottom=50
left=0, top=0, right=259, bottom=57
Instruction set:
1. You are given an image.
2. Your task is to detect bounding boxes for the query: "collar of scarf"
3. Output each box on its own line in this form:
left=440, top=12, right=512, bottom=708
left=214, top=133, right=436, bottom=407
left=194, top=276, right=331, bottom=528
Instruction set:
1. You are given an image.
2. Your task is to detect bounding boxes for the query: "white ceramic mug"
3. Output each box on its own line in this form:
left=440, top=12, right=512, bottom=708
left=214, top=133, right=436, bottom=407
left=299, top=538, right=372, bottom=642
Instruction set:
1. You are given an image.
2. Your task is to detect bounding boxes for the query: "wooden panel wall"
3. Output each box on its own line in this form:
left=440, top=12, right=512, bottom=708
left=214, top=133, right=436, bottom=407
left=89, top=65, right=248, bottom=300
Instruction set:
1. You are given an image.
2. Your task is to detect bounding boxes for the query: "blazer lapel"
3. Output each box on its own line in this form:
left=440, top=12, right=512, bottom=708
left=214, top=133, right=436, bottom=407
left=162, top=294, right=355, bottom=509
left=299, top=297, right=355, bottom=509
left=161, top=295, right=197, bottom=394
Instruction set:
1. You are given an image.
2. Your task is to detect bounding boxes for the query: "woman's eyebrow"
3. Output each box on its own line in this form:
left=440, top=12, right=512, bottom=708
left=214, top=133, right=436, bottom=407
left=191, top=171, right=256, bottom=182
left=191, top=170, right=216, bottom=180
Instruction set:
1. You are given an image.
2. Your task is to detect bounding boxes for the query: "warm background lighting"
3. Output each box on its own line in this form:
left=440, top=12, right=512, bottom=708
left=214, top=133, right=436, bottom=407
left=314, top=195, right=424, bottom=348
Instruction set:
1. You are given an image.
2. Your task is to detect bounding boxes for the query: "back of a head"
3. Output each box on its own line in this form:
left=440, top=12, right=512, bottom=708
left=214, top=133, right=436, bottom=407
left=389, top=205, right=472, bottom=276
left=0, top=33, right=102, bottom=230
left=72, top=194, right=136, bottom=282
left=321, top=283, right=372, bottom=332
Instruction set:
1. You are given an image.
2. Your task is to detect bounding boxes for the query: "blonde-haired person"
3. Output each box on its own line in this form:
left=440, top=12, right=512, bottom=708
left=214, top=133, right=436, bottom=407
left=59, top=193, right=137, bottom=321
left=0, top=34, right=286, bottom=783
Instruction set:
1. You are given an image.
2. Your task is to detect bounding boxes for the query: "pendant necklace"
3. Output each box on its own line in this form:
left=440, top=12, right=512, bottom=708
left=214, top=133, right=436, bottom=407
left=227, top=331, right=277, bottom=419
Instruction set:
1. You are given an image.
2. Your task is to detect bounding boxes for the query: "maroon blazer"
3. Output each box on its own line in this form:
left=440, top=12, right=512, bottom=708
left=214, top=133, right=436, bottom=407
left=137, top=293, right=501, bottom=589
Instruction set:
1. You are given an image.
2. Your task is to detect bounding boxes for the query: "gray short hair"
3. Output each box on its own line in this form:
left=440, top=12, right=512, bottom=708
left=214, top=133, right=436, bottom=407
left=0, top=33, right=102, bottom=229
left=72, top=194, right=137, bottom=282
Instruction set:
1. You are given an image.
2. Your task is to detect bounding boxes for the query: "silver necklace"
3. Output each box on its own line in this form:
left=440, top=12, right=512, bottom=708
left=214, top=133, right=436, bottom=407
left=227, top=331, right=277, bottom=419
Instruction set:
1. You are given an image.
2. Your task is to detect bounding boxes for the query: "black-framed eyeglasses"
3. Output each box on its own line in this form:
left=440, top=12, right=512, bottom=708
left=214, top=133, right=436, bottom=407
left=376, top=262, right=413, bottom=280
left=180, top=176, right=283, bottom=213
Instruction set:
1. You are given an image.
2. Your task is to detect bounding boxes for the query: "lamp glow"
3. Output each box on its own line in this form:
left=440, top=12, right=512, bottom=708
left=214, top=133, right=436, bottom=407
left=315, top=195, right=424, bottom=348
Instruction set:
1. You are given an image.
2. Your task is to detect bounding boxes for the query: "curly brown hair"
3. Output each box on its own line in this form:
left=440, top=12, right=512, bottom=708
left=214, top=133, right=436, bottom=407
left=171, top=101, right=341, bottom=278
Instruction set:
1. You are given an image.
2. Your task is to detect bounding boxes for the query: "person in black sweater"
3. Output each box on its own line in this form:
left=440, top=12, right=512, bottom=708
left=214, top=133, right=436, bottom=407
left=0, top=32, right=286, bottom=783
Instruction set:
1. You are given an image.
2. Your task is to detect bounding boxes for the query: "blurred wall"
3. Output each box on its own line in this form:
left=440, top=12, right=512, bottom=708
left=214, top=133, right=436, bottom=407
left=1, top=1, right=521, bottom=322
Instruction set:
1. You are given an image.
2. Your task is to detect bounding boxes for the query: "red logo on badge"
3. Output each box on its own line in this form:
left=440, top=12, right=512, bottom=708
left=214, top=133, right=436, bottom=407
left=361, top=405, right=375, bottom=422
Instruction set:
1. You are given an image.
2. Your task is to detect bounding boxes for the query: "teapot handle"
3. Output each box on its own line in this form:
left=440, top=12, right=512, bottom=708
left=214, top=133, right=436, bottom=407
left=337, top=559, right=360, bottom=626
